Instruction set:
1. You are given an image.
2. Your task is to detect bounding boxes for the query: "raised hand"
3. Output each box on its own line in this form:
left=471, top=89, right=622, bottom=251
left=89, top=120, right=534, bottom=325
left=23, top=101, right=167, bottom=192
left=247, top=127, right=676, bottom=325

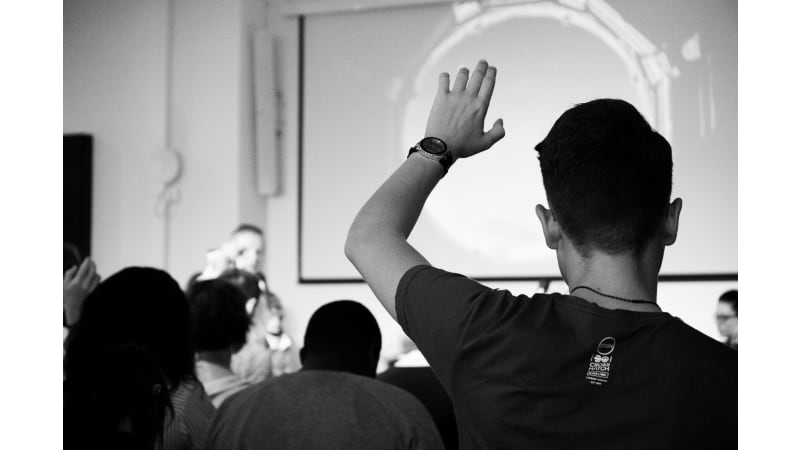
left=424, top=59, right=505, bottom=160
left=63, top=257, right=101, bottom=327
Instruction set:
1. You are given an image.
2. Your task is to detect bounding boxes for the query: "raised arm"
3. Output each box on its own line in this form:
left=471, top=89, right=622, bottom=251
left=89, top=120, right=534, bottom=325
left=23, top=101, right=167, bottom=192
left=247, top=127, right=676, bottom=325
left=345, top=59, right=505, bottom=320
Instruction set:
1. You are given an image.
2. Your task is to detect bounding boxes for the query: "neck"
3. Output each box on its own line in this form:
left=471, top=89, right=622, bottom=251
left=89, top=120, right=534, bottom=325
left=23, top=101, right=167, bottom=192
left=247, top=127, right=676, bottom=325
left=195, top=350, right=235, bottom=384
left=562, top=243, right=662, bottom=312
left=301, top=353, right=376, bottom=378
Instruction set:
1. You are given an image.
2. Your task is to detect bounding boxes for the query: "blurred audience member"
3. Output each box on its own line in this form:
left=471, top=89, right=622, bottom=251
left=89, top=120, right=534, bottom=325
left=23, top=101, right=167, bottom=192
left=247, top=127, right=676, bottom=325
left=188, top=224, right=296, bottom=379
left=716, top=290, right=738, bottom=350
left=229, top=225, right=287, bottom=330
left=64, top=267, right=214, bottom=450
left=205, top=300, right=443, bottom=450
left=64, top=343, right=171, bottom=450
left=379, top=337, right=459, bottom=450
left=187, top=279, right=253, bottom=408
left=220, top=269, right=275, bottom=383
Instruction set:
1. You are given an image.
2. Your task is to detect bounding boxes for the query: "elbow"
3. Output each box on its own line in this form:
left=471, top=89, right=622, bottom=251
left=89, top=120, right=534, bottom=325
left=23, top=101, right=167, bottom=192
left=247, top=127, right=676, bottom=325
left=344, top=224, right=365, bottom=264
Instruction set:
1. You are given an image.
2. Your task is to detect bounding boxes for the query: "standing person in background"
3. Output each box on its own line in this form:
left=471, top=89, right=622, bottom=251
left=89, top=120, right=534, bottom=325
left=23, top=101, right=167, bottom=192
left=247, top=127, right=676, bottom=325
left=345, top=60, right=737, bottom=449
left=716, top=290, right=738, bottom=350
left=229, top=224, right=295, bottom=377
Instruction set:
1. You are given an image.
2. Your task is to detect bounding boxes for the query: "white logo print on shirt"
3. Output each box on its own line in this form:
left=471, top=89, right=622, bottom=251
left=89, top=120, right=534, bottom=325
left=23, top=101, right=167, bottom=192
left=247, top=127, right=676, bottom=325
left=585, top=337, right=615, bottom=386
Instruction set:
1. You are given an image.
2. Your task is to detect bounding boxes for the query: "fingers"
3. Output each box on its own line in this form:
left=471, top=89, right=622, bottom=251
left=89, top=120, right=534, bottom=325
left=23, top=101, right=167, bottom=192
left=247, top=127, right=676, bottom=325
left=437, top=72, right=450, bottom=95
left=75, top=257, right=91, bottom=281
left=466, top=60, right=488, bottom=95
left=481, top=118, right=506, bottom=148
left=88, top=273, right=101, bottom=293
left=478, top=65, right=497, bottom=102
left=80, top=260, right=97, bottom=289
left=452, top=67, right=469, bottom=92
left=64, top=266, right=77, bottom=282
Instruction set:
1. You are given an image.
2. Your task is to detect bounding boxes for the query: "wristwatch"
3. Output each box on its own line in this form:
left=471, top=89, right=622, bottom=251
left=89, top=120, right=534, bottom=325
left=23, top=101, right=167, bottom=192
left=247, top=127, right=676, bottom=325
left=408, top=137, right=454, bottom=176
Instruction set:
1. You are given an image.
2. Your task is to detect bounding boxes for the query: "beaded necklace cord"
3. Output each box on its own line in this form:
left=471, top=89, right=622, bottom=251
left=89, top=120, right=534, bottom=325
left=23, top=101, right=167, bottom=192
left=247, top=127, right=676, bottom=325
left=570, top=285, right=661, bottom=309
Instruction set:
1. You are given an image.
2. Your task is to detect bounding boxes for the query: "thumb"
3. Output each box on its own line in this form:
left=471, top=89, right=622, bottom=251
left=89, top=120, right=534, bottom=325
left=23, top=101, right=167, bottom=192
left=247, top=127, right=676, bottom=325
left=481, top=118, right=505, bottom=148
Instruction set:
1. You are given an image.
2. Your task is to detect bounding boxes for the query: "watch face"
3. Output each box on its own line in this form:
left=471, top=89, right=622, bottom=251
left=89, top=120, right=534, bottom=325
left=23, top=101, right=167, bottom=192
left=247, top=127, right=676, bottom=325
left=420, top=137, right=447, bottom=155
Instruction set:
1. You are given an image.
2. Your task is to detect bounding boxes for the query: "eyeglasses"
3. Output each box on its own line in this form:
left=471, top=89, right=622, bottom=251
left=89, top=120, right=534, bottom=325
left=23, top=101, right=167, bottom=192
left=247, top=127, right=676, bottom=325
left=715, top=314, right=737, bottom=322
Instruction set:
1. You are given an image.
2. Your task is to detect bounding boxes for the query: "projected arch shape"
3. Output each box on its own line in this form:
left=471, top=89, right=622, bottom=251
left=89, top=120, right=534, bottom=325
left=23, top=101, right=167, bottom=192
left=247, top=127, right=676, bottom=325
left=398, top=0, right=677, bottom=278
left=405, top=0, right=676, bottom=138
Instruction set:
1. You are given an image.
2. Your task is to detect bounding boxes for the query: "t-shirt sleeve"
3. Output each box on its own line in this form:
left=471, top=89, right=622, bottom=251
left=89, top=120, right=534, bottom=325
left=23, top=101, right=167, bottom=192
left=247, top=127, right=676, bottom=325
left=395, top=265, right=510, bottom=392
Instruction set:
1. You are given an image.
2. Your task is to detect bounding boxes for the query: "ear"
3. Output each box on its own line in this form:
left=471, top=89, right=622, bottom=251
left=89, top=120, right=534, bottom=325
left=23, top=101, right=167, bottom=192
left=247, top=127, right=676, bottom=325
left=663, top=198, right=682, bottom=246
left=535, top=204, right=561, bottom=250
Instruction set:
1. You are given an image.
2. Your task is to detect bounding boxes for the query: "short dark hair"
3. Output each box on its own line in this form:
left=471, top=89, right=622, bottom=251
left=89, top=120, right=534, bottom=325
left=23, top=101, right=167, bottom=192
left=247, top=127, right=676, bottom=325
left=218, top=268, right=262, bottom=301
left=535, top=99, right=673, bottom=255
left=233, top=223, right=263, bottom=236
left=64, top=267, right=196, bottom=391
left=187, top=279, right=251, bottom=352
left=719, top=290, right=738, bottom=315
left=303, top=300, right=381, bottom=358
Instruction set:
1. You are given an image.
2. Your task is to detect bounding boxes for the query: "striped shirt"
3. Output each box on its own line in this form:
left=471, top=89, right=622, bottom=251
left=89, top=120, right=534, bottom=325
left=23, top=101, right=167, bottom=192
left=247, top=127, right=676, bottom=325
left=159, top=380, right=215, bottom=450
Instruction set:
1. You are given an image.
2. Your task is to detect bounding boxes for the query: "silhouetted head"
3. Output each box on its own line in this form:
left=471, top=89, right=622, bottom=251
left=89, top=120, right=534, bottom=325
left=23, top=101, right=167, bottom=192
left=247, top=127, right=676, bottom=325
left=300, top=300, right=382, bottom=378
left=64, top=266, right=195, bottom=391
left=64, top=343, right=171, bottom=450
left=187, top=279, right=251, bottom=354
left=218, top=268, right=263, bottom=317
left=535, top=99, right=677, bottom=259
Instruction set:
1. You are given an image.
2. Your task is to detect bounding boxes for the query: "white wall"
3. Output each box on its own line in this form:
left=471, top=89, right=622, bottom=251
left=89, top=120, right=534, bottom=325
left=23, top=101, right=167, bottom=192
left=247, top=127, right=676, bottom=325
left=64, top=0, right=268, bottom=289
left=64, top=0, right=169, bottom=271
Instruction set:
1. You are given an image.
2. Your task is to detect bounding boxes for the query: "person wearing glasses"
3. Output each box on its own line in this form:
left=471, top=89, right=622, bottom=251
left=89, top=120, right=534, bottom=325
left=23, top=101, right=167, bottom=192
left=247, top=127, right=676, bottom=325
left=716, top=290, right=738, bottom=350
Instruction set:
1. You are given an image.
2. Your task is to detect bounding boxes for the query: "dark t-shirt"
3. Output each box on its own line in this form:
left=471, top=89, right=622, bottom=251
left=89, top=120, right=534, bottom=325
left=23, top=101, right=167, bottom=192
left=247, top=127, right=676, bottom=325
left=379, top=365, right=460, bottom=450
left=396, top=265, right=737, bottom=450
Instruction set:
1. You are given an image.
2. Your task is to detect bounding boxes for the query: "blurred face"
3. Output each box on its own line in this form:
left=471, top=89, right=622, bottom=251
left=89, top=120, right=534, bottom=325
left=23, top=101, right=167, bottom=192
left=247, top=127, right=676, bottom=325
left=715, top=301, right=738, bottom=341
left=232, top=231, right=264, bottom=274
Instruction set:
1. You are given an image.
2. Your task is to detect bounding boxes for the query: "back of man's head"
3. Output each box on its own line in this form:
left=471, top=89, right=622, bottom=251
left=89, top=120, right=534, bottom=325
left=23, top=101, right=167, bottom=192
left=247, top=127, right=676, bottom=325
left=535, top=99, right=673, bottom=256
left=218, top=268, right=262, bottom=316
left=301, top=300, right=382, bottom=378
left=186, top=279, right=251, bottom=354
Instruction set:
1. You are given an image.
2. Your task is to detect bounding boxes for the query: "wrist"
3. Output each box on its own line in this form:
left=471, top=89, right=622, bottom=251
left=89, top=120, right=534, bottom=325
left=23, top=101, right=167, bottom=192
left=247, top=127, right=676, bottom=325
left=408, top=137, right=454, bottom=176
left=64, top=303, right=82, bottom=328
left=407, top=151, right=447, bottom=176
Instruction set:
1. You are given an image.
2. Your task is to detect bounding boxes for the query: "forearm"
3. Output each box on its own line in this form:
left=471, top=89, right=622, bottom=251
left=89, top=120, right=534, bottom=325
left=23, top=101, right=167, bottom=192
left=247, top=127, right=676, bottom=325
left=345, top=153, right=444, bottom=317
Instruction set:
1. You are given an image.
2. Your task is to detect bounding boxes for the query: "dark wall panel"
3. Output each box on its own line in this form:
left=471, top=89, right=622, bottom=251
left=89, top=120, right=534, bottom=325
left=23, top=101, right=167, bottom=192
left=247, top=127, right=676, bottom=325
left=64, top=134, right=93, bottom=261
